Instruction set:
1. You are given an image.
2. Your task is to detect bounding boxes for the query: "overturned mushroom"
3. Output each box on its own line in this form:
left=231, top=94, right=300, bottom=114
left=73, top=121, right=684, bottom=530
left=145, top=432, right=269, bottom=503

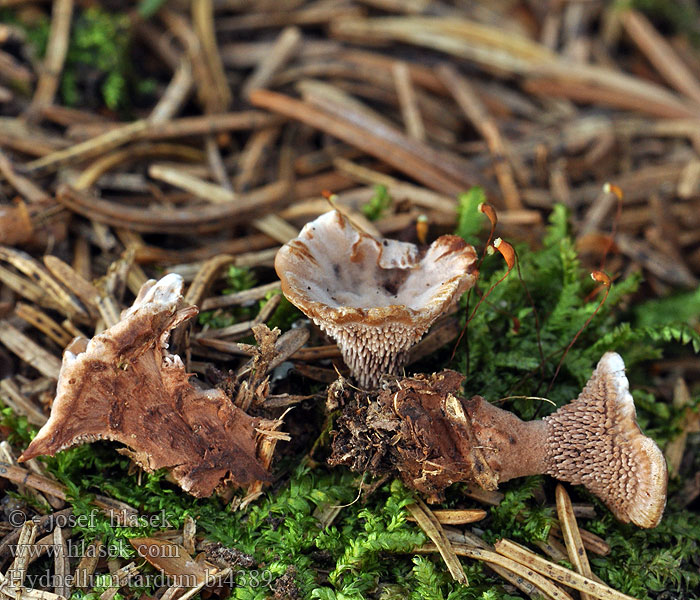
left=329, top=352, right=667, bottom=528
left=20, top=274, right=272, bottom=497
left=275, top=210, right=478, bottom=387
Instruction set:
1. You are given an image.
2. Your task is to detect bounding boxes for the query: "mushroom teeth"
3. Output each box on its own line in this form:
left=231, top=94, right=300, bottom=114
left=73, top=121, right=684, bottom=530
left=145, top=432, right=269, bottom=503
left=274, top=210, right=479, bottom=387
left=329, top=353, right=667, bottom=529
left=469, top=352, right=668, bottom=528
left=20, top=274, right=270, bottom=498
left=542, top=352, right=667, bottom=528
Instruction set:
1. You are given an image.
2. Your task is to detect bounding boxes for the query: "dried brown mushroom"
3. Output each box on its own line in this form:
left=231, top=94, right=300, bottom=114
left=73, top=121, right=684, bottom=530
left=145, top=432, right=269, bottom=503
left=275, top=210, right=478, bottom=387
left=20, top=274, right=271, bottom=497
left=330, top=352, right=667, bottom=528
left=328, top=370, right=499, bottom=496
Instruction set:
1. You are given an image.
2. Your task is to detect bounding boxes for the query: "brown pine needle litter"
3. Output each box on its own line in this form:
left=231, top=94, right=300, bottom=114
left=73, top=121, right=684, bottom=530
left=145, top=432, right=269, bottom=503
left=407, top=500, right=469, bottom=585
left=1, top=1, right=700, bottom=599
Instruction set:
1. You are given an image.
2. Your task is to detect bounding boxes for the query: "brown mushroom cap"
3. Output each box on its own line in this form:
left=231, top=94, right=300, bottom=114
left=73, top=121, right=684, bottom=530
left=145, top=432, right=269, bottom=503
left=275, top=210, right=478, bottom=387
left=543, top=352, right=667, bottom=528
left=20, top=273, right=270, bottom=497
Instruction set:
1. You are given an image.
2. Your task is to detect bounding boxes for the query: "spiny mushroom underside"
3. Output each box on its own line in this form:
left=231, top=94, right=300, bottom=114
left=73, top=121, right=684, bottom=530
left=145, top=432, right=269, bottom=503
left=275, top=210, right=478, bottom=387
left=329, top=353, right=667, bottom=528
left=328, top=370, right=498, bottom=499
left=542, top=352, right=667, bottom=528
left=319, top=320, right=425, bottom=389
left=20, top=274, right=271, bottom=498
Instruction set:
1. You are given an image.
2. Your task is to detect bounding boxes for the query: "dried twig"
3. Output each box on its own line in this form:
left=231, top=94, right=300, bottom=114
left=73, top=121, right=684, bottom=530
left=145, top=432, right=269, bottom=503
left=149, top=58, right=194, bottom=123
left=0, top=247, right=88, bottom=321
left=56, top=182, right=289, bottom=234
left=0, top=379, right=47, bottom=426
left=0, top=150, right=50, bottom=203
left=406, top=508, right=486, bottom=525
left=495, top=539, right=637, bottom=600
left=0, top=322, right=62, bottom=379
left=242, top=26, right=302, bottom=100
left=0, top=463, right=67, bottom=499
left=416, top=539, right=572, bottom=600
left=392, top=61, right=425, bottom=140
left=619, top=9, right=700, bottom=106
left=556, top=485, right=594, bottom=600
left=192, top=0, right=231, bottom=111
left=74, top=540, right=103, bottom=589
left=437, top=63, right=521, bottom=210
left=14, top=303, right=73, bottom=347
left=24, top=0, right=74, bottom=122
left=250, top=89, right=488, bottom=195
left=665, top=378, right=700, bottom=476
left=52, top=527, right=71, bottom=599
left=406, top=500, right=468, bottom=585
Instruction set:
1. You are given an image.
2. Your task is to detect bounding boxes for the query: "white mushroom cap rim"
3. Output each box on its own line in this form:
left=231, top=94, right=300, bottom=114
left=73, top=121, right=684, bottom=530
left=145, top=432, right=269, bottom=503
left=275, top=210, right=479, bottom=329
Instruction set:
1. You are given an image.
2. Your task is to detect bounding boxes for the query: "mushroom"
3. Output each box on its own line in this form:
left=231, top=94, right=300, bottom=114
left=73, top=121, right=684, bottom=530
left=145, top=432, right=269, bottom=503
left=275, top=210, right=478, bottom=387
left=549, top=352, right=667, bottom=527
left=329, top=352, right=667, bottom=528
left=465, top=352, right=667, bottom=527
left=20, top=274, right=271, bottom=497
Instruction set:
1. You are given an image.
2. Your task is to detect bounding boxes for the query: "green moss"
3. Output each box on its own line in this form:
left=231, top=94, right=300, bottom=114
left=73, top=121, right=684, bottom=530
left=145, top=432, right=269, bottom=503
left=624, top=0, right=700, bottom=46
left=264, top=292, right=303, bottom=332
left=634, top=285, right=700, bottom=329
left=588, top=506, right=700, bottom=596
left=3, top=6, right=141, bottom=110
left=486, top=477, right=555, bottom=544
left=451, top=201, right=699, bottom=437
left=198, top=266, right=259, bottom=329
left=362, top=186, right=392, bottom=221
left=63, top=7, right=131, bottom=110
left=6, top=196, right=700, bottom=599
left=198, top=266, right=303, bottom=332
left=0, top=405, right=34, bottom=446
left=137, top=0, right=169, bottom=19
left=455, top=187, right=487, bottom=248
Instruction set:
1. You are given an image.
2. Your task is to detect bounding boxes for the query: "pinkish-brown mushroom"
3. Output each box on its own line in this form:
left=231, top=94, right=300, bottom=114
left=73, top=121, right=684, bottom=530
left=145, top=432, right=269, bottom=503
left=466, top=352, right=667, bottom=527
left=275, top=210, right=478, bottom=387
left=20, top=274, right=271, bottom=497
left=329, top=352, right=667, bottom=528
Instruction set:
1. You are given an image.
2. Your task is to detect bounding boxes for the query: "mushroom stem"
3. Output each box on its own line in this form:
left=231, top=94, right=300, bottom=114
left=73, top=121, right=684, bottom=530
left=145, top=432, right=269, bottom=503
left=330, top=353, right=666, bottom=528
left=465, top=352, right=667, bottom=528
left=463, top=396, right=549, bottom=482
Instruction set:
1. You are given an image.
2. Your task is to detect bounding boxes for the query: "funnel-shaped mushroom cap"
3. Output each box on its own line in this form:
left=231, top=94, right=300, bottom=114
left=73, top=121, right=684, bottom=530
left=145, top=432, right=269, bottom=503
left=543, top=352, right=667, bottom=528
left=275, top=210, right=478, bottom=387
